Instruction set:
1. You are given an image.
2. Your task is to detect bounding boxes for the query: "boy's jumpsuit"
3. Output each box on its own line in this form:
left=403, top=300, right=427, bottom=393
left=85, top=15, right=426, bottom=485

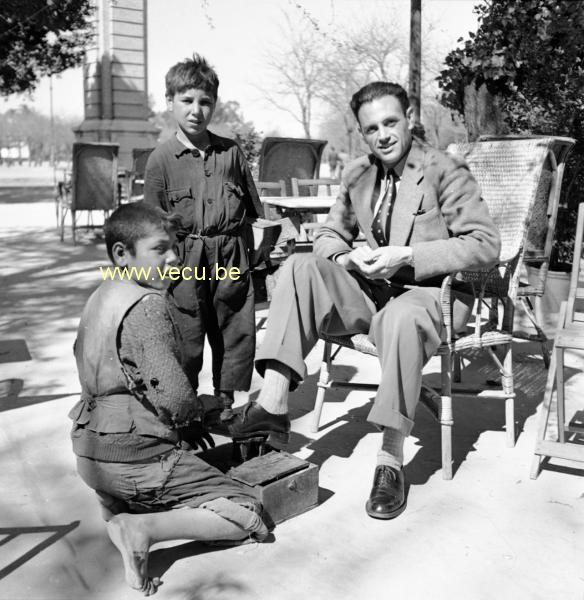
left=144, top=132, right=264, bottom=393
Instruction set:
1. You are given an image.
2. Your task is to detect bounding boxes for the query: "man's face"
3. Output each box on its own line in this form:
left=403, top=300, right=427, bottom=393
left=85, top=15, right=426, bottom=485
left=114, top=226, right=178, bottom=290
left=357, top=95, right=414, bottom=168
left=167, top=87, right=215, bottom=140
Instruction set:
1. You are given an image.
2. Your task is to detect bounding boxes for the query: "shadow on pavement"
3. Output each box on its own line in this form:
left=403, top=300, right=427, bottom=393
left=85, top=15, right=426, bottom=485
left=149, top=535, right=275, bottom=583
left=0, top=378, right=76, bottom=413
left=0, top=521, right=80, bottom=580
left=0, top=187, right=55, bottom=204
left=253, top=344, right=582, bottom=485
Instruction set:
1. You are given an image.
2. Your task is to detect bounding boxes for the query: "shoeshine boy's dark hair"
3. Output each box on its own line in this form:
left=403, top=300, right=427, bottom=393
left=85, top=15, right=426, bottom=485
left=350, top=82, right=410, bottom=121
left=165, top=53, right=219, bottom=100
left=104, top=202, right=179, bottom=262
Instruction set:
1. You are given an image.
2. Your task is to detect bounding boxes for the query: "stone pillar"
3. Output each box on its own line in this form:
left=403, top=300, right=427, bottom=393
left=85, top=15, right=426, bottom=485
left=75, top=0, right=159, bottom=170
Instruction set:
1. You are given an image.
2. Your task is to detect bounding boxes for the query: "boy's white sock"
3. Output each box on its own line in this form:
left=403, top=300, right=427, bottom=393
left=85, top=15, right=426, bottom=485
left=376, top=427, right=405, bottom=470
left=256, top=361, right=290, bottom=414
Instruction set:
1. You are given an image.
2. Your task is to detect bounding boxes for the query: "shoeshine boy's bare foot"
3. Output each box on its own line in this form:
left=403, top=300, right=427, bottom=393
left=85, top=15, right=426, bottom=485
left=106, top=514, right=161, bottom=596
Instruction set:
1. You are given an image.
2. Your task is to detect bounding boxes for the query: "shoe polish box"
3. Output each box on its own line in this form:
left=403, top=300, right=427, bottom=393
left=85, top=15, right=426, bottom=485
left=228, top=451, right=319, bottom=525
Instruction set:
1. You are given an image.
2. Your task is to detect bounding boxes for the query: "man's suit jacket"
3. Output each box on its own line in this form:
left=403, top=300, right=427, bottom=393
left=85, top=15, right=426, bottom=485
left=314, top=140, right=501, bottom=287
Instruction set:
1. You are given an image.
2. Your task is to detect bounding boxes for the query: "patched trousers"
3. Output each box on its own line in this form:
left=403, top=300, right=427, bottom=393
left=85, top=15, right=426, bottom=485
left=255, top=254, right=452, bottom=436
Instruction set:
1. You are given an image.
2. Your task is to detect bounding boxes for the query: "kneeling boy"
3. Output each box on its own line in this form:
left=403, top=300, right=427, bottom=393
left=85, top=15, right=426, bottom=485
left=69, top=203, right=267, bottom=596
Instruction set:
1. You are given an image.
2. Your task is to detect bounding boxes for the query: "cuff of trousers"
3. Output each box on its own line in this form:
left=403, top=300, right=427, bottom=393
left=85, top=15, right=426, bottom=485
left=367, top=405, right=414, bottom=437
left=255, top=348, right=306, bottom=392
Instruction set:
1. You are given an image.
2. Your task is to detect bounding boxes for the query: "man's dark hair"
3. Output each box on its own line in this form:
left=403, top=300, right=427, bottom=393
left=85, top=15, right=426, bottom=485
left=350, top=82, right=410, bottom=121
left=165, top=53, right=219, bottom=99
left=104, top=203, right=177, bottom=262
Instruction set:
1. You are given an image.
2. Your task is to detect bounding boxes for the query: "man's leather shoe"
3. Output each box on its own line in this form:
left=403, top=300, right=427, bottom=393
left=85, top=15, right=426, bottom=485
left=228, top=402, right=290, bottom=447
left=365, top=465, right=406, bottom=520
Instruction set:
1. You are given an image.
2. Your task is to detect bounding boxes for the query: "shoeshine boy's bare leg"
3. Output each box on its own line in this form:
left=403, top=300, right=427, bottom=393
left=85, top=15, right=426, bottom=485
left=107, top=506, right=265, bottom=596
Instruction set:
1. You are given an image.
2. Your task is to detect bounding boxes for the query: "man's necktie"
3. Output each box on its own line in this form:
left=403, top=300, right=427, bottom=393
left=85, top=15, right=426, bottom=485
left=371, top=171, right=396, bottom=246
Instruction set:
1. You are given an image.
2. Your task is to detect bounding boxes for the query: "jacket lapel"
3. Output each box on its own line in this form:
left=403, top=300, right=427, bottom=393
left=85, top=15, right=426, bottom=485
left=388, top=142, right=425, bottom=247
left=349, top=157, right=379, bottom=247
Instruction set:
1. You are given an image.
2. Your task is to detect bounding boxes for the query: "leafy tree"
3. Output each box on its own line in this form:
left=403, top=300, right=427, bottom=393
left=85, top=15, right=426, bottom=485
left=437, top=0, right=584, bottom=139
left=438, top=0, right=584, bottom=270
left=0, top=105, right=77, bottom=164
left=0, top=0, right=94, bottom=96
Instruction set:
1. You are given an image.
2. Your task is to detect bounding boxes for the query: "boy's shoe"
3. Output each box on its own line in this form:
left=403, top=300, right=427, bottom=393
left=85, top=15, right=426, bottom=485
left=228, top=402, right=290, bottom=447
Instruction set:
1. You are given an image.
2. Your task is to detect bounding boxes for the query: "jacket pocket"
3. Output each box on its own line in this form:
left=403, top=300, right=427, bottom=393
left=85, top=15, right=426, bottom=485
left=166, top=187, right=195, bottom=228
left=409, top=206, right=448, bottom=244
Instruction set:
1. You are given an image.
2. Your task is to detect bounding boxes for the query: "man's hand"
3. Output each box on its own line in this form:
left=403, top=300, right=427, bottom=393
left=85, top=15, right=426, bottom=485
left=336, top=246, right=376, bottom=275
left=341, top=246, right=413, bottom=280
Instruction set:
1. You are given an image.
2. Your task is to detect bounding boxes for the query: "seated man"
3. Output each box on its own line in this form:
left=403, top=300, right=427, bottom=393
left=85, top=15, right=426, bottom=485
left=229, top=81, right=501, bottom=520
left=69, top=203, right=267, bottom=596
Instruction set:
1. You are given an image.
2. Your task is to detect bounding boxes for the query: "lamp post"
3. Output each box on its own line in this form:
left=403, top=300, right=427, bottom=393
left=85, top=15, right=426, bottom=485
left=49, top=73, right=56, bottom=185
left=408, top=0, right=425, bottom=139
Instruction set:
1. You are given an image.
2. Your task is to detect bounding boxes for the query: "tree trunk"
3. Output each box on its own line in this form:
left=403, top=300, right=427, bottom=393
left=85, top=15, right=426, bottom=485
left=463, top=82, right=508, bottom=141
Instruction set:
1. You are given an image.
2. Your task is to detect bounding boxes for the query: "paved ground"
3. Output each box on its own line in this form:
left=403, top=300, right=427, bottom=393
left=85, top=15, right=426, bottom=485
left=1, top=185, right=583, bottom=600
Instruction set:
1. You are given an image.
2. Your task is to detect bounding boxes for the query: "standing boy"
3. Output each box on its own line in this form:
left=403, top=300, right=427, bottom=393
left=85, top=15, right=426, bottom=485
left=70, top=203, right=268, bottom=596
left=145, top=54, right=264, bottom=418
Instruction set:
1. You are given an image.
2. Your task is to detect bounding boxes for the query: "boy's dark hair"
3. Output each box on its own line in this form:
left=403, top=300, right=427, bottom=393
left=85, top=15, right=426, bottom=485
left=350, top=82, right=410, bottom=121
left=165, top=53, right=219, bottom=99
left=104, top=203, right=178, bottom=262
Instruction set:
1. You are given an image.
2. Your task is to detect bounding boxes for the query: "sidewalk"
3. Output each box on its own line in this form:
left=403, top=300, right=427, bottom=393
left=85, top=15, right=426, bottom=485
left=1, top=195, right=583, bottom=600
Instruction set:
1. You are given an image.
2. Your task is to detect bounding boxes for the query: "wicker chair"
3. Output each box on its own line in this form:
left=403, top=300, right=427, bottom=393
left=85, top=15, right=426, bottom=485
left=56, top=142, right=119, bottom=244
left=258, top=137, right=327, bottom=196
left=255, top=179, right=287, bottom=197
left=122, top=147, right=155, bottom=203
left=290, top=177, right=340, bottom=242
left=480, top=136, right=575, bottom=367
left=312, top=138, right=563, bottom=480
left=290, top=177, right=340, bottom=197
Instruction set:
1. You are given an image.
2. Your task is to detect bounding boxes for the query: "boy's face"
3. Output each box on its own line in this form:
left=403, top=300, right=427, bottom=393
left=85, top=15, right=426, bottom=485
left=112, top=226, right=178, bottom=290
left=167, top=87, right=215, bottom=141
left=357, top=94, right=414, bottom=168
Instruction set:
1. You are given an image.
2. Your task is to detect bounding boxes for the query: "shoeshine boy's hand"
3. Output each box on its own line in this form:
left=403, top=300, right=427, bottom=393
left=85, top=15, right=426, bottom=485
left=357, top=246, right=414, bottom=280
left=178, top=422, right=216, bottom=452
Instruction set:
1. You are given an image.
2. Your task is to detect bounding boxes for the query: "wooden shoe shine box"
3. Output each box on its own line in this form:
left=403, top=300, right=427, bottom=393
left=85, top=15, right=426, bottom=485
left=228, top=452, right=319, bottom=524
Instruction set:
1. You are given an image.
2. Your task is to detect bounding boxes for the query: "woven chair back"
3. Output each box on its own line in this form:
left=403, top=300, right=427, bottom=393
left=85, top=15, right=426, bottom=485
left=71, top=142, right=119, bottom=211
left=131, top=147, right=154, bottom=180
left=258, top=137, right=327, bottom=196
left=448, top=139, right=550, bottom=264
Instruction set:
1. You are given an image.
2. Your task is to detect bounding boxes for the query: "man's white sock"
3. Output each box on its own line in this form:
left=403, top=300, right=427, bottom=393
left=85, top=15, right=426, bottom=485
left=376, top=427, right=405, bottom=470
left=256, top=360, right=290, bottom=414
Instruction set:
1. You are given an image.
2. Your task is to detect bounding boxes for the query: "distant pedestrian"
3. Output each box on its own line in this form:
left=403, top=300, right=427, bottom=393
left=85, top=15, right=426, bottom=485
left=327, top=145, right=340, bottom=178
left=338, top=148, right=349, bottom=176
